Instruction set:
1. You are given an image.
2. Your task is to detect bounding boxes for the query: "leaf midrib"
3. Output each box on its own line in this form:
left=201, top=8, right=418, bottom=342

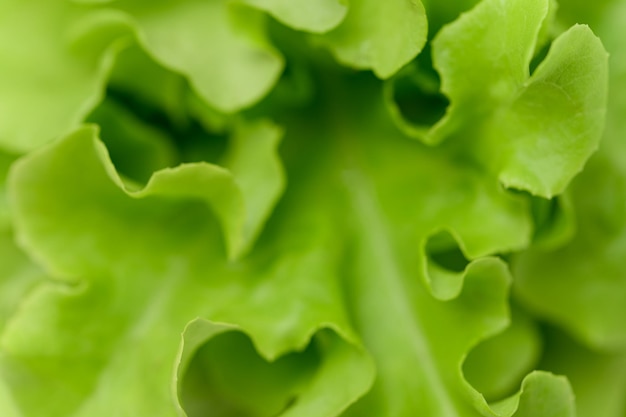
left=343, top=166, right=459, bottom=417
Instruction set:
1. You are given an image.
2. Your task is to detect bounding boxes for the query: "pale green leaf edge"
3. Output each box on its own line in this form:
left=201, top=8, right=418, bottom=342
left=8, top=124, right=283, bottom=275
left=174, top=318, right=376, bottom=417
left=418, top=230, right=576, bottom=417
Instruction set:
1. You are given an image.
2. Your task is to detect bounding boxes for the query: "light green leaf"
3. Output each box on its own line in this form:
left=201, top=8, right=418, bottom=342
left=2, top=125, right=370, bottom=416
left=120, top=0, right=284, bottom=113
left=222, top=120, right=285, bottom=257
left=237, top=0, right=348, bottom=33
left=0, top=153, right=46, bottom=334
left=526, top=194, right=576, bottom=251
left=417, top=0, right=608, bottom=198
left=73, top=0, right=114, bottom=4
left=539, top=328, right=626, bottom=417
left=0, top=1, right=129, bottom=153
left=384, top=0, right=554, bottom=139
left=592, top=0, right=626, bottom=163
left=178, top=320, right=374, bottom=417
left=463, top=308, right=542, bottom=402
left=7, top=126, right=237, bottom=275
left=509, top=1, right=626, bottom=352
left=492, top=25, right=608, bottom=197
left=0, top=378, right=20, bottom=417
left=2, top=24, right=594, bottom=417
left=513, top=153, right=626, bottom=350
left=491, top=371, right=575, bottom=417
left=429, top=0, right=550, bottom=146
left=10, top=122, right=281, bottom=264
left=316, top=0, right=427, bottom=78
left=0, top=230, right=46, bottom=334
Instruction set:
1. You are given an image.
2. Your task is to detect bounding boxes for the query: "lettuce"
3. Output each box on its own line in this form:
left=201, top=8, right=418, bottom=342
left=0, top=0, right=622, bottom=416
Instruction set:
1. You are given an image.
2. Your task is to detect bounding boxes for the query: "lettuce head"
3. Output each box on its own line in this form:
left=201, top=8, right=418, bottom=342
left=0, top=0, right=624, bottom=416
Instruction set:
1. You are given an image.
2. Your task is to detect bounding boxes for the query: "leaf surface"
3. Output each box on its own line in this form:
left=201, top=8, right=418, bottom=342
left=0, top=0, right=128, bottom=153
left=2, top=126, right=370, bottom=417
left=387, top=0, right=607, bottom=198
left=237, top=0, right=348, bottom=33
left=317, top=0, right=427, bottom=78
left=120, top=0, right=284, bottom=113
left=512, top=0, right=626, bottom=350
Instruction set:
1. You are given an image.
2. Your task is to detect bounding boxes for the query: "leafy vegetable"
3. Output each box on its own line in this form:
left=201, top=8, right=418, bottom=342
left=0, top=0, right=622, bottom=416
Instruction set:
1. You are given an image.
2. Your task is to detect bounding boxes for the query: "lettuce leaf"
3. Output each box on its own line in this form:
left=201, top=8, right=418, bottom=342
left=388, top=0, right=608, bottom=198
left=316, top=0, right=428, bottom=78
left=237, top=0, right=348, bottom=33
left=119, top=0, right=284, bottom=113
left=4, top=69, right=576, bottom=415
left=539, top=328, right=626, bottom=417
left=0, top=0, right=127, bottom=153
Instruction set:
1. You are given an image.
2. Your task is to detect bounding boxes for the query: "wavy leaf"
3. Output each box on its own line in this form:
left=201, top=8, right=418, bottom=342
left=511, top=0, right=626, bottom=352
left=0, top=0, right=128, bottom=153
left=119, top=0, right=284, bottom=113
left=178, top=319, right=373, bottom=417
left=2, top=126, right=368, bottom=416
left=491, top=371, right=575, bottom=417
left=396, top=0, right=608, bottom=198
left=463, top=307, right=542, bottom=402
left=10, top=122, right=281, bottom=264
left=237, top=0, right=348, bottom=33
left=1, top=2, right=610, bottom=414
left=491, top=25, right=608, bottom=197
left=316, top=0, right=427, bottom=78
left=513, top=153, right=626, bottom=350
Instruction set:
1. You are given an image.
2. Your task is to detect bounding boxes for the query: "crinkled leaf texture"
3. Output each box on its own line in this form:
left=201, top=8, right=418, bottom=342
left=0, top=0, right=287, bottom=155
left=386, top=0, right=608, bottom=198
left=512, top=0, right=626, bottom=352
left=1, top=60, right=581, bottom=415
left=0, top=0, right=613, bottom=415
left=506, top=1, right=626, bottom=416
left=514, top=154, right=626, bottom=350
left=1, top=126, right=372, bottom=416
left=463, top=308, right=542, bottom=402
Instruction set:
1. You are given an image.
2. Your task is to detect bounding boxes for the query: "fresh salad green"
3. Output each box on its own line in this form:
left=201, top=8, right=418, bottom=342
left=0, top=0, right=624, bottom=416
